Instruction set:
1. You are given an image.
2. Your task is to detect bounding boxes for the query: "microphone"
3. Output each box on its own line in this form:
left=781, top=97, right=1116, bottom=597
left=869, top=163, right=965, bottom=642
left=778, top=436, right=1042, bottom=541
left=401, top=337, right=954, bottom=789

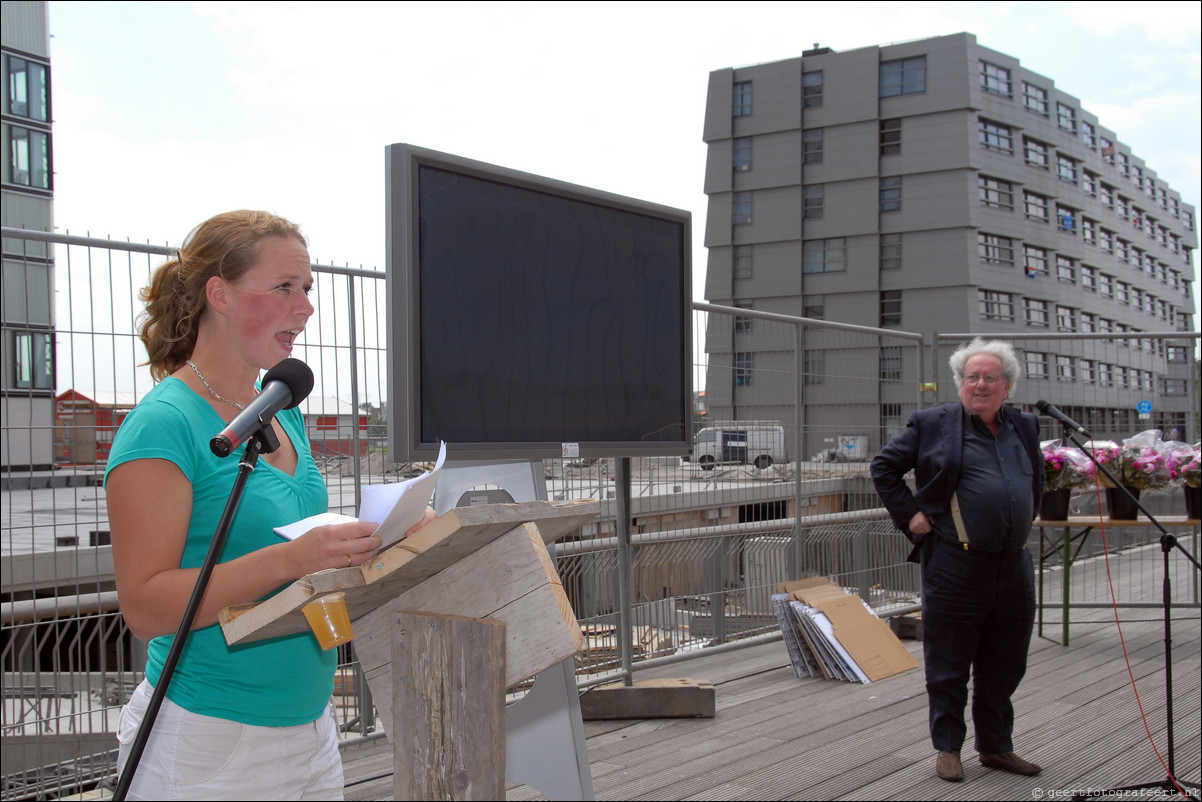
left=1035, top=400, right=1092, bottom=439
left=210, top=358, right=315, bottom=457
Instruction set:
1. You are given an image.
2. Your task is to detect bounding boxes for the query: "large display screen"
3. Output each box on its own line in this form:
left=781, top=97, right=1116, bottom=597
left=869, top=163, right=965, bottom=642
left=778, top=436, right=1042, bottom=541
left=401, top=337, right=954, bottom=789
left=386, top=144, right=692, bottom=461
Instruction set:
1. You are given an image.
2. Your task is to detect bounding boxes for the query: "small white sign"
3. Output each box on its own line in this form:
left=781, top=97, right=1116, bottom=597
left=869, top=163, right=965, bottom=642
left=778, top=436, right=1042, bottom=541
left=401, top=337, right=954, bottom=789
left=562, top=442, right=580, bottom=458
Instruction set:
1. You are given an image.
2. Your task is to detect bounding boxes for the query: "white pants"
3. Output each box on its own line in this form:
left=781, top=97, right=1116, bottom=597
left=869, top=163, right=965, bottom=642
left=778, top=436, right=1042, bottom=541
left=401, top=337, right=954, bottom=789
left=116, top=679, right=344, bottom=801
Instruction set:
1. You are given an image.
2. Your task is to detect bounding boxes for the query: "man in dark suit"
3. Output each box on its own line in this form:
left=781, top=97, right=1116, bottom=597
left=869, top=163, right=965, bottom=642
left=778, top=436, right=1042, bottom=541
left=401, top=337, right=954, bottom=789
left=871, top=338, right=1043, bottom=783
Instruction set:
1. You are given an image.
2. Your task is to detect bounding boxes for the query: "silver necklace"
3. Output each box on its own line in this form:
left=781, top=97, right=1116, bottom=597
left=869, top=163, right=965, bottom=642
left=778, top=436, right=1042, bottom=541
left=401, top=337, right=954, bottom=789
left=185, top=360, right=256, bottom=410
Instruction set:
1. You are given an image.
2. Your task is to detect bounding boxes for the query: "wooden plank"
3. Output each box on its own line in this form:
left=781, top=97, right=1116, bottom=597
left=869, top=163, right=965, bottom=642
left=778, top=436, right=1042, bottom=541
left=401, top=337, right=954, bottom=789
left=218, top=500, right=597, bottom=645
left=392, top=612, right=506, bottom=802
left=354, top=522, right=587, bottom=739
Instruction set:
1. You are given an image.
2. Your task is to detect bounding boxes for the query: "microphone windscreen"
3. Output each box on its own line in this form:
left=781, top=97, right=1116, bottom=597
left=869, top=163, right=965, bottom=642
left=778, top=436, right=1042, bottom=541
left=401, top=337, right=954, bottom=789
left=263, top=358, right=314, bottom=409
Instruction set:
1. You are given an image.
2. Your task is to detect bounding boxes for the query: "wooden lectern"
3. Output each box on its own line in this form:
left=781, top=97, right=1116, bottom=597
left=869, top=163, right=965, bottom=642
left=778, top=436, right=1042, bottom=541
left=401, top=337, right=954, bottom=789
left=219, top=499, right=598, bottom=799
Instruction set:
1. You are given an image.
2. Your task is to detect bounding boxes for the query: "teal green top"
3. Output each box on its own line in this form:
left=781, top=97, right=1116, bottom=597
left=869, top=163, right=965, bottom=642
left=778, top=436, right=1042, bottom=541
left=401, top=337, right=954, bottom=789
left=105, top=377, right=335, bottom=726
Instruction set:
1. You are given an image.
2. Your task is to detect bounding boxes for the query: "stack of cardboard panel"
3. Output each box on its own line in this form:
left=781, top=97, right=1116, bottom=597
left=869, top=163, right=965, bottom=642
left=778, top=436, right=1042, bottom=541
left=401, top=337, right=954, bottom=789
left=772, top=578, right=917, bottom=684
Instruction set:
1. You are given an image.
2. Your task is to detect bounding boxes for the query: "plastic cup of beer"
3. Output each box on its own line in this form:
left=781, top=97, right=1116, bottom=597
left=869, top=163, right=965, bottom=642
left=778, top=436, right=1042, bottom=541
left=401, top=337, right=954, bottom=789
left=302, top=592, right=353, bottom=650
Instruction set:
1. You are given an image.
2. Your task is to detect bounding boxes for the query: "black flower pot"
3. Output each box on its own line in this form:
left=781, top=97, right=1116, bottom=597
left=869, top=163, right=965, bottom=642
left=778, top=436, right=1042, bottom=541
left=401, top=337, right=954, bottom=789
left=1186, top=485, right=1201, bottom=521
left=1040, top=488, right=1071, bottom=521
left=1106, top=487, right=1140, bottom=521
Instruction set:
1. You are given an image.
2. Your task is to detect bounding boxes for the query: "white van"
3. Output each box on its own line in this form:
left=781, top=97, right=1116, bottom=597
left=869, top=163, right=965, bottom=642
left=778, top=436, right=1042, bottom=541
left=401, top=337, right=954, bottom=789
left=692, top=421, right=787, bottom=470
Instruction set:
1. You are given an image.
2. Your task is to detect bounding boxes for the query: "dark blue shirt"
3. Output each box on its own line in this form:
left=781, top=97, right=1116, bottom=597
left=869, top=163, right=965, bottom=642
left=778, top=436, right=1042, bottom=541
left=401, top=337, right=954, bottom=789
left=931, top=407, right=1035, bottom=553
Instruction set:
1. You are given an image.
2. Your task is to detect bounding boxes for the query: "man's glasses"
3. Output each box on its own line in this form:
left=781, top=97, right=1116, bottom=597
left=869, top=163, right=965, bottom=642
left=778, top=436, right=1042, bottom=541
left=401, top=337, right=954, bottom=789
left=964, top=373, right=1003, bottom=386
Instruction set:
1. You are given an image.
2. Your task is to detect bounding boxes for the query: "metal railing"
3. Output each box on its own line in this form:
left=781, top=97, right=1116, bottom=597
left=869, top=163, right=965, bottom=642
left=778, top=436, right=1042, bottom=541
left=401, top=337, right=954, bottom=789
left=2, top=227, right=1199, bottom=800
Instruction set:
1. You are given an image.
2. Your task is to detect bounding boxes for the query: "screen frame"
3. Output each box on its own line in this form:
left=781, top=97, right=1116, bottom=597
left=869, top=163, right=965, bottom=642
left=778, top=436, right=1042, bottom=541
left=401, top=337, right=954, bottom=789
left=385, top=143, right=692, bottom=462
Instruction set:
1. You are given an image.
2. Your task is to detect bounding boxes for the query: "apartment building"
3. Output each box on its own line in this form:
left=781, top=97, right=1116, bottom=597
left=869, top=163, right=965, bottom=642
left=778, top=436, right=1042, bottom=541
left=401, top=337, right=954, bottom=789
left=701, top=32, right=1197, bottom=457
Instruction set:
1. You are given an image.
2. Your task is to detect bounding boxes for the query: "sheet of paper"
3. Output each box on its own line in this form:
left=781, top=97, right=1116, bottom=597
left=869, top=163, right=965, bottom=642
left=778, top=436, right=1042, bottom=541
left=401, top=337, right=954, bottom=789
left=365, top=441, right=447, bottom=548
left=273, top=442, right=446, bottom=547
left=274, top=512, right=357, bottom=541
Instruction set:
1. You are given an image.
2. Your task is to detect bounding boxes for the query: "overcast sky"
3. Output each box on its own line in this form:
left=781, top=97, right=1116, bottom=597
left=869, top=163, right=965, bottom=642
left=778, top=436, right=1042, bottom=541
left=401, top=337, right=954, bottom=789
left=45, top=1, right=1201, bottom=324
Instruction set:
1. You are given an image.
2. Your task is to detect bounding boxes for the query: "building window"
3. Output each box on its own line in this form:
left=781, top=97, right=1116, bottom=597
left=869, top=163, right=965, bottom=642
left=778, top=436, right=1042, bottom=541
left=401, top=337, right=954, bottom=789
left=979, top=176, right=1014, bottom=209
left=881, top=347, right=903, bottom=381
left=803, top=238, right=846, bottom=273
left=1025, top=352, right=1049, bottom=380
left=1080, top=312, right=1096, bottom=332
left=1099, top=228, right=1114, bottom=253
left=804, top=351, right=824, bottom=385
left=803, top=184, right=823, bottom=220
left=7, top=125, right=52, bottom=189
left=1081, top=359, right=1095, bottom=383
left=1119, top=152, right=1131, bottom=178
left=880, top=56, right=926, bottom=97
left=1164, top=378, right=1188, bottom=397
left=1057, top=102, right=1077, bottom=133
left=879, top=176, right=902, bottom=213
left=979, top=119, right=1013, bottom=153
left=732, top=81, right=752, bottom=117
left=802, top=128, right=824, bottom=164
left=1056, top=355, right=1076, bottom=381
left=732, top=191, right=752, bottom=226
left=980, top=61, right=1012, bottom=96
left=882, top=403, right=905, bottom=442
left=1057, top=305, right=1076, bottom=331
left=1082, top=170, right=1097, bottom=197
left=733, top=245, right=753, bottom=279
left=734, top=300, right=754, bottom=333
left=979, top=290, right=1014, bottom=321
left=1024, top=192, right=1049, bottom=223
left=1081, top=265, right=1098, bottom=290
left=1023, top=245, right=1049, bottom=276
left=880, top=290, right=902, bottom=326
left=1057, top=206, right=1076, bottom=233
left=1098, top=272, right=1113, bottom=298
left=1082, top=217, right=1097, bottom=245
left=1081, top=121, right=1097, bottom=150
left=732, top=137, right=752, bottom=172
left=978, top=233, right=1014, bottom=266
left=1097, top=363, right=1112, bottom=386
left=1024, top=137, right=1049, bottom=168
left=734, top=352, right=754, bottom=386
left=1022, top=82, right=1048, bottom=116
left=880, top=118, right=901, bottom=155
left=1024, top=298, right=1049, bottom=327
left=1056, top=153, right=1078, bottom=184
left=803, top=294, right=824, bottom=319
left=1115, top=280, right=1130, bottom=305
left=8, top=329, right=54, bottom=390
left=1101, top=137, right=1115, bottom=163
left=880, top=233, right=902, bottom=270
left=1056, top=255, right=1076, bottom=284
left=802, top=71, right=823, bottom=108
left=6, top=55, right=50, bottom=121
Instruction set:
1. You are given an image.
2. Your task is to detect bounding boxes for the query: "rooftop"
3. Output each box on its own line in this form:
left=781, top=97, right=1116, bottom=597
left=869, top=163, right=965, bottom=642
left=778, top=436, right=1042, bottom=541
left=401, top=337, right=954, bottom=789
left=339, top=547, right=1201, bottom=801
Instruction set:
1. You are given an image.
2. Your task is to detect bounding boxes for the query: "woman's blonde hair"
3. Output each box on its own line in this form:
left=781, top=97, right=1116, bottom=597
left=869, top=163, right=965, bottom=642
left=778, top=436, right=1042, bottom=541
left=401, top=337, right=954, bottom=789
left=139, top=210, right=306, bottom=381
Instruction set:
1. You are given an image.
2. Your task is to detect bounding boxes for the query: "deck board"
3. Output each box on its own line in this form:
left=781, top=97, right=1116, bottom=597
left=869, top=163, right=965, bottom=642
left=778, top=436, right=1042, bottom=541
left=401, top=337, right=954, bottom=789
left=341, top=546, right=1201, bottom=800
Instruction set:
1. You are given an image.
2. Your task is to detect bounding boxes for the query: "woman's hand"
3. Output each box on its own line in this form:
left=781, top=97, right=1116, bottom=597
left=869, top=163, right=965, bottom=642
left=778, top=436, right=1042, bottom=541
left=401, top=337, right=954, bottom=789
left=292, top=520, right=381, bottom=570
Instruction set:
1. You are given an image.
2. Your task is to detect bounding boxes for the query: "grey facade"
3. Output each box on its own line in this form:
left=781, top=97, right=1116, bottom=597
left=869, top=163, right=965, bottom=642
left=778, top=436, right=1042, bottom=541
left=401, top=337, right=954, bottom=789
left=2, top=0, right=55, bottom=471
left=702, top=33, right=1197, bottom=457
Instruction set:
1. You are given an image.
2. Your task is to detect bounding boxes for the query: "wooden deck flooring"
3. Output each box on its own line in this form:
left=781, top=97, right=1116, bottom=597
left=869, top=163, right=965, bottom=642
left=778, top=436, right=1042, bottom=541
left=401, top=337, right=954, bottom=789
left=342, top=543, right=1201, bottom=800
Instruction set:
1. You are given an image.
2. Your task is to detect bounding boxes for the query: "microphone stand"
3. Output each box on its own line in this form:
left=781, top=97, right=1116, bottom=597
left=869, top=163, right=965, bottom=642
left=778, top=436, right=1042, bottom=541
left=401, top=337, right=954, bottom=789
left=113, top=425, right=280, bottom=801
left=1055, top=425, right=1201, bottom=802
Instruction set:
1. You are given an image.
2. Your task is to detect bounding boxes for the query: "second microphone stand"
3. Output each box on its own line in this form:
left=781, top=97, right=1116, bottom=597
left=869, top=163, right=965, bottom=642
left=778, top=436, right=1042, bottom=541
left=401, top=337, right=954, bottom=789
left=1056, top=425, right=1200, bottom=802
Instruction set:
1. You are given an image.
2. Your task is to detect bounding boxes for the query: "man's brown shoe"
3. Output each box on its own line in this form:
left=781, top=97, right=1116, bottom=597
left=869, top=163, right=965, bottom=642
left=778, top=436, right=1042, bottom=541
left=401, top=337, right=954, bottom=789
left=979, top=751, right=1042, bottom=776
left=936, top=750, right=964, bottom=782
